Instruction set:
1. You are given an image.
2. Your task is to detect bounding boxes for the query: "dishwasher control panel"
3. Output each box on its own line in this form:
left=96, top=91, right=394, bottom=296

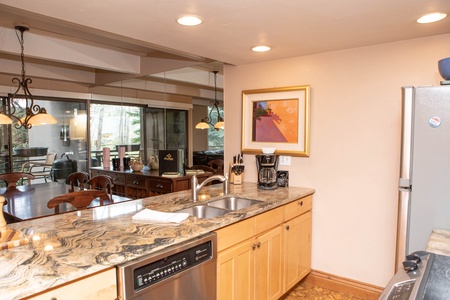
left=133, top=240, right=213, bottom=290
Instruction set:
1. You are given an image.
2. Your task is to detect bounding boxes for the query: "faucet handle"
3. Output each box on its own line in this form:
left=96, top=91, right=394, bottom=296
left=224, top=173, right=230, bottom=195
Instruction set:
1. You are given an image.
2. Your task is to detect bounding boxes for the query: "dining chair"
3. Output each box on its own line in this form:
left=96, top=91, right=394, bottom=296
left=67, top=171, right=91, bottom=192
left=87, top=175, right=114, bottom=203
left=47, top=190, right=109, bottom=214
left=0, top=172, right=35, bottom=190
left=21, top=152, right=57, bottom=183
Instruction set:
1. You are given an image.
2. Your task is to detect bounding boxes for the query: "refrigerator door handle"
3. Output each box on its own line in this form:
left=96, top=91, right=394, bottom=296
left=396, top=188, right=411, bottom=271
left=399, top=178, right=411, bottom=190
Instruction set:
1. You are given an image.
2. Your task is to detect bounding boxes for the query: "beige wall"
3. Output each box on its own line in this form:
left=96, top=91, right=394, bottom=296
left=224, top=33, right=450, bottom=287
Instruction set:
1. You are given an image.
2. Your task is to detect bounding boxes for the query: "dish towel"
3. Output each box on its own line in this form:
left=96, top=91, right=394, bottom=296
left=132, top=209, right=189, bottom=223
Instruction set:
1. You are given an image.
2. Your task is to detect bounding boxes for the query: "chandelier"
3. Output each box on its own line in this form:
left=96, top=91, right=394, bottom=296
left=195, top=71, right=224, bottom=130
left=0, top=25, right=57, bottom=129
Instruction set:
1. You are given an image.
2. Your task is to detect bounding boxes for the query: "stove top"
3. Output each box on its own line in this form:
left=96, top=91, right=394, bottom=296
left=422, top=253, right=450, bottom=299
left=380, top=251, right=450, bottom=300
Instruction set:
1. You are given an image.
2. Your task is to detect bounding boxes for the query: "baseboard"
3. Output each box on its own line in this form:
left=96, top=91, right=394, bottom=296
left=303, top=269, right=384, bottom=300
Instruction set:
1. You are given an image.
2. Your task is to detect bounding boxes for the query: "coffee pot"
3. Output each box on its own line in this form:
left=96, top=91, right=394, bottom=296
left=255, top=154, right=279, bottom=190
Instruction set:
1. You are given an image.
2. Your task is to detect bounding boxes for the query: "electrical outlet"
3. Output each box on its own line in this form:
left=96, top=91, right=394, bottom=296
left=279, top=155, right=291, bottom=166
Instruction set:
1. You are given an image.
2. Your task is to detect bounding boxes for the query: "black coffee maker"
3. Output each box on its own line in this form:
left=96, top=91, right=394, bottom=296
left=256, top=154, right=279, bottom=190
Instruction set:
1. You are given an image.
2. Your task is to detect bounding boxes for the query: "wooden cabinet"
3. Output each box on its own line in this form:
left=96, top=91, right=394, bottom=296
left=283, top=211, right=312, bottom=291
left=217, top=238, right=255, bottom=300
left=254, top=225, right=284, bottom=300
left=148, top=178, right=173, bottom=195
left=90, top=169, right=126, bottom=196
left=215, top=195, right=313, bottom=300
left=26, top=268, right=116, bottom=300
left=90, top=168, right=212, bottom=199
left=126, top=173, right=148, bottom=199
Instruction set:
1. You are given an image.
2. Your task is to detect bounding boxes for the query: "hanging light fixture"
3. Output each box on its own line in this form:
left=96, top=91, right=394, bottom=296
left=195, top=71, right=224, bottom=130
left=0, top=25, right=57, bottom=129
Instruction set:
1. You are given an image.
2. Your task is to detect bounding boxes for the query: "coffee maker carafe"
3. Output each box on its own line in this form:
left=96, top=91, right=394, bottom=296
left=256, top=154, right=279, bottom=190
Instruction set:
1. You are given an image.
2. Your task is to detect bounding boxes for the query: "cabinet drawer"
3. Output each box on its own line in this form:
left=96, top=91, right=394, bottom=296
left=110, top=173, right=126, bottom=185
left=148, top=179, right=172, bottom=193
left=90, top=170, right=103, bottom=177
left=215, top=217, right=255, bottom=252
left=255, top=206, right=284, bottom=235
left=284, top=195, right=312, bottom=221
left=126, top=174, right=146, bottom=187
left=27, top=268, right=117, bottom=300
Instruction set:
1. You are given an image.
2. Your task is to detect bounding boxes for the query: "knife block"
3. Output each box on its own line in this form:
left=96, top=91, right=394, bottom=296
left=229, top=162, right=244, bottom=185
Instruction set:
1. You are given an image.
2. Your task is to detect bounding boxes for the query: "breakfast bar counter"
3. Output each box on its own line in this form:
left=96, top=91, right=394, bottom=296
left=0, top=183, right=315, bottom=300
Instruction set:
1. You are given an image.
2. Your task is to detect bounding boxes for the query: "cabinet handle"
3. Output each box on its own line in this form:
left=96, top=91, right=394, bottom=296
left=256, top=242, right=261, bottom=248
left=157, top=184, right=163, bottom=189
left=298, top=201, right=303, bottom=206
left=286, top=225, right=290, bottom=230
left=114, top=178, right=119, bottom=181
left=252, top=244, right=257, bottom=250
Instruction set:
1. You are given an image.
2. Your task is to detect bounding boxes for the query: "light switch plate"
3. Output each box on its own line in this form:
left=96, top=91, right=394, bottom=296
left=279, top=156, right=291, bottom=166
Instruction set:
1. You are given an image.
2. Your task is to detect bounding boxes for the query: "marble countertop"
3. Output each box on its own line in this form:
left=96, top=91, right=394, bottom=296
left=0, top=182, right=314, bottom=300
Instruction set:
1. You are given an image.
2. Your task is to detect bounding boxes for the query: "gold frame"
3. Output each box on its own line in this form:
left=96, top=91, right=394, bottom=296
left=241, top=85, right=310, bottom=157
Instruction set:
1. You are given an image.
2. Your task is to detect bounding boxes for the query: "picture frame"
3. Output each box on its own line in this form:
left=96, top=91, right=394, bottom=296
left=241, top=85, right=310, bottom=157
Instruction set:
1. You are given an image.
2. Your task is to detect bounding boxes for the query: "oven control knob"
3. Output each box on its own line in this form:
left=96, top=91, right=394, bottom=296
left=402, top=260, right=418, bottom=272
left=405, top=253, right=421, bottom=264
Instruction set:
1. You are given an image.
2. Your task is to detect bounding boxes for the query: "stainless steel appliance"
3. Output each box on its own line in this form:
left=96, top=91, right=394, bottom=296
left=379, top=251, right=450, bottom=299
left=396, top=85, right=450, bottom=269
left=117, top=232, right=216, bottom=300
left=256, top=154, right=279, bottom=190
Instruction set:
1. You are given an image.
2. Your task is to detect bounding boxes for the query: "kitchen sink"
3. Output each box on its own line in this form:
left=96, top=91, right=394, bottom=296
left=207, top=196, right=264, bottom=211
left=176, top=205, right=230, bottom=219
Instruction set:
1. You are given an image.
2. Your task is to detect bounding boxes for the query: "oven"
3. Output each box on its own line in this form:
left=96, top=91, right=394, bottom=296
left=117, top=232, right=216, bottom=300
left=379, top=251, right=450, bottom=299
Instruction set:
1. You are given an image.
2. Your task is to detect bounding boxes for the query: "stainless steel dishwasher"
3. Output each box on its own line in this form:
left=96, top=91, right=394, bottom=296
left=117, top=232, right=217, bottom=300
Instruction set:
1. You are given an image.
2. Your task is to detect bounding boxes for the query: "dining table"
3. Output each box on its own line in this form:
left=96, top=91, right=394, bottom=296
left=0, top=181, right=133, bottom=223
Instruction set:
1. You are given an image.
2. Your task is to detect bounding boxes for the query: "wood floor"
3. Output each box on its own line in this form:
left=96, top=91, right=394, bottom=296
left=282, top=282, right=364, bottom=300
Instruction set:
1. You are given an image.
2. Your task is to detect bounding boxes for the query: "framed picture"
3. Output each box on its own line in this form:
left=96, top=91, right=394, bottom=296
left=242, top=85, right=310, bottom=157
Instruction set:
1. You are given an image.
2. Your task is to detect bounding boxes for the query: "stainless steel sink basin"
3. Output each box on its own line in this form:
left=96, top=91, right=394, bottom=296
left=207, top=196, right=263, bottom=210
left=176, top=205, right=230, bottom=218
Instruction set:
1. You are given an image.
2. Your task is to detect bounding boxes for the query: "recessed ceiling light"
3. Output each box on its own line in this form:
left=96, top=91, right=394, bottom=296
left=417, top=12, right=447, bottom=24
left=177, top=15, right=203, bottom=26
left=251, top=45, right=271, bottom=52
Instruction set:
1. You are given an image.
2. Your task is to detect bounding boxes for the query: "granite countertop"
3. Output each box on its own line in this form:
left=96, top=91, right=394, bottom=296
left=427, top=229, right=450, bottom=256
left=0, top=182, right=314, bottom=300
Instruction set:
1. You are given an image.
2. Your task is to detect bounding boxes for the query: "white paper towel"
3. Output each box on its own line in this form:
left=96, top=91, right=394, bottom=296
left=132, top=209, right=189, bottom=223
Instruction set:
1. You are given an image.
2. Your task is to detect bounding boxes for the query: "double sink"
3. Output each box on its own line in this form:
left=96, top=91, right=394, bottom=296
left=176, top=196, right=264, bottom=219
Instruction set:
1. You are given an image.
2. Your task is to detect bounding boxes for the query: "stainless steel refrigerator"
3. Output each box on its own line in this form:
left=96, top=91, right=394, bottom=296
left=396, top=85, right=450, bottom=270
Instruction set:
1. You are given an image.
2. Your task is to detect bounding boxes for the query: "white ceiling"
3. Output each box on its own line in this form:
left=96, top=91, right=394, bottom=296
left=0, top=0, right=449, bottom=84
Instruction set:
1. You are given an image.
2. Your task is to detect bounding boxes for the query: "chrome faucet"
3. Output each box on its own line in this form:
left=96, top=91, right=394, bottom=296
left=191, top=174, right=229, bottom=202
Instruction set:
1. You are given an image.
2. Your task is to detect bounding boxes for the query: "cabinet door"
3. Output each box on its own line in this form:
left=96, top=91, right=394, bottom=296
left=254, top=226, right=284, bottom=300
left=283, top=211, right=312, bottom=291
left=217, top=239, right=254, bottom=300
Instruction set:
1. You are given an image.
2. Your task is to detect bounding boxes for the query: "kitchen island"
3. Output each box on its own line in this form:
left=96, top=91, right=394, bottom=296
left=0, top=182, right=314, bottom=300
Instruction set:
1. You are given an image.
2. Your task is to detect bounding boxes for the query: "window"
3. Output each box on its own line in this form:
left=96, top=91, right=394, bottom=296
left=208, top=105, right=224, bottom=150
left=145, top=107, right=188, bottom=164
left=90, top=103, right=143, bottom=164
left=0, top=97, right=88, bottom=176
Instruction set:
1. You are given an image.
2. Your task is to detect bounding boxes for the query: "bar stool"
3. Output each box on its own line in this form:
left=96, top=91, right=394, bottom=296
left=0, top=172, right=35, bottom=190
left=67, top=172, right=91, bottom=192
left=47, top=190, right=109, bottom=214
left=87, top=175, right=114, bottom=203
